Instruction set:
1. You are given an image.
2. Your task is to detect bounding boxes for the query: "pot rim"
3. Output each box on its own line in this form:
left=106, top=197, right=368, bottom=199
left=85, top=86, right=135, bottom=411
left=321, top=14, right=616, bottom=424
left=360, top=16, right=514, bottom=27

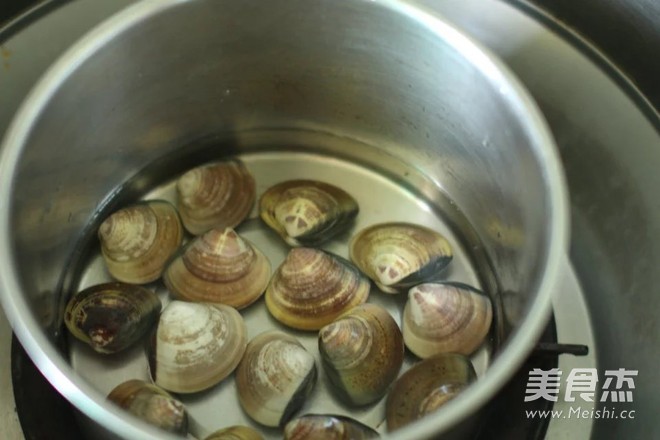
left=0, top=0, right=568, bottom=438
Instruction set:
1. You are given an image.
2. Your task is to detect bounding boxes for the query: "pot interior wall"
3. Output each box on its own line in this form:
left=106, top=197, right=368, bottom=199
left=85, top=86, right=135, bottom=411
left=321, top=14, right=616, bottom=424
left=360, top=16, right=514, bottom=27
left=4, top=0, right=554, bottom=433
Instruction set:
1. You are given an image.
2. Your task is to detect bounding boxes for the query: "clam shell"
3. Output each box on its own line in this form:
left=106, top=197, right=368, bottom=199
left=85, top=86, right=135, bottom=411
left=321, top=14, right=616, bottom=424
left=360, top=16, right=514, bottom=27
left=204, top=426, right=264, bottom=440
left=386, top=353, right=476, bottom=431
left=265, top=248, right=370, bottom=330
left=259, top=180, right=359, bottom=246
left=107, top=379, right=187, bottom=434
left=147, top=301, right=247, bottom=394
left=64, top=282, right=161, bottom=354
left=403, top=282, right=492, bottom=358
left=284, top=414, right=380, bottom=439
left=176, top=160, right=256, bottom=235
left=98, top=200, right=183, bottom=284
left=164, top=227, right=271, bottom=309
left=319, top=304, right=403, bottom=406
left=349, top=222, right=452, bottom=293
left=236, top=331, right=317, bottom=427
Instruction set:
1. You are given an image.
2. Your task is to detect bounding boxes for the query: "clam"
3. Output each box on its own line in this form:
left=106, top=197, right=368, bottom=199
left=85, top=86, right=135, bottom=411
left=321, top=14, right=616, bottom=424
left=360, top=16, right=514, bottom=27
left=147, top=301, right=247, bottom=393
left=403, top=282, right=492, bottom=358
left=259, top=180, right=359, bottom=246
left=64, top=282, right=161, bottom=354
left=98, top=200, right=183, bottom=284
left=284, top=414, right=380, bottom=439
left=349, top=222, right=452, bottom=294
left=107, top=379, right=187, bottom=434
left=265, top=248, right=370, bottom=330
left=386, top=353, right=476, bottom=431
left=176, top=160, right=256, bottom=235
left=236, top=331, right=317, bottom=427
left=319, top=304, right=403, bottom=406
left=204, top=426, right=264, bottom=440
left=163, top=227, right=271, bottom=309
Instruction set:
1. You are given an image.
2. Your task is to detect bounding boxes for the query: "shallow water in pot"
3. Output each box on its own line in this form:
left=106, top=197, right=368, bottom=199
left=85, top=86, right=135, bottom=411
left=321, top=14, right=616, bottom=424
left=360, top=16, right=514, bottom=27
left=67, top=144, right=494, bottom=439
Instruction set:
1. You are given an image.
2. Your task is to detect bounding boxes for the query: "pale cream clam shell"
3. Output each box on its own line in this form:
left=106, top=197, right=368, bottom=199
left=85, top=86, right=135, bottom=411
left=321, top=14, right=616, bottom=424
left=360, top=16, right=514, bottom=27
left=176, top=159, right=255, bottom=235
left=98, top=200, right=183, bottom=284
left=236, top=331, right=317, bottom=427
left=403, top=282, right=492, bottom=358
left=147, top=301, right=247, bottom=394
left=349, top=222, right=452, bottom=294
left=259, top=180, right=358, bottom=246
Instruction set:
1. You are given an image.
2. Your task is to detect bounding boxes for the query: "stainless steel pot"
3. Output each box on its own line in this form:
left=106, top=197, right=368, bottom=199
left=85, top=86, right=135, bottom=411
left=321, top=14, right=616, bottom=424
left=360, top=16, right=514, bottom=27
left=0, top=0, right=567, bottom=438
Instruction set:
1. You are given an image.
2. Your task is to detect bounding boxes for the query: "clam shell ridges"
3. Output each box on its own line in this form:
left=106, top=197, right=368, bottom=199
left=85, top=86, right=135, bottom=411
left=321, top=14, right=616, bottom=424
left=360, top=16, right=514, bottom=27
left=319, top=304, right=404, bottom=406
left=204, top=425, right=264, bottom=440
left=177, top=160, right=256, bottom=235
left=260, top=180, right=358, bottom=246
left=148, top=301, right=247, bottom=394
left=64, top=282, right=161, bottom=354
left=266, top=248, right=370, bottom=330
left=284, top=414, right=380, bottom=439
left=98, top=201, right=183, bottom=284
left=349, top=223, right=452, bottom=293
left=164, top=228, right=271, bottom=309
left=236, top=331, right=317, bottom=427
left=107, top=379, right=187, bottom=434
left=403, top=282, right=492, bottom=358
left=385, top=353, right=476, bottom=431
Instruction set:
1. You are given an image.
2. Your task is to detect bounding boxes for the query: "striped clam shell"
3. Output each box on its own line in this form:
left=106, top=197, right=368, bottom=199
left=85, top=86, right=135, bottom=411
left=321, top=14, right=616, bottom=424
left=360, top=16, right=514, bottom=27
left=319, top=304, right=403, bottom=406
left=98, top=200, right=183, bottom=284
left=349, top=222, right=452, bottom=294
left=164, top=227, right=271, bottom=309
left=386, top=353, right=476, bottom=431
left=204, top=426, right=264, bottom=440
left=260, top=180, right=358, bottom=247
left=176, top=159, right=255, bottom=235
left=107, top=379, right=188, bottom=435
left=147, top=301, right=247, bottom=394
left=265, top=248, right=370, bottom=330
left=284, top=414, right=380, bottom=439
left=236, top=331, right=317, bottom=427
left=403, top=282, right=492, bottom=358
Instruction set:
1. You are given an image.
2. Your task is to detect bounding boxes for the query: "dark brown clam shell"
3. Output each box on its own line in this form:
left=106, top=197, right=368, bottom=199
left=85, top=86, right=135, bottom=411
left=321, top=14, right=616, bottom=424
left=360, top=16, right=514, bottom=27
left=64, top=282, right=161, bottom=354
left=385, top=353, right=476, bottom=431
left=284, top=414, right=380, bottom=439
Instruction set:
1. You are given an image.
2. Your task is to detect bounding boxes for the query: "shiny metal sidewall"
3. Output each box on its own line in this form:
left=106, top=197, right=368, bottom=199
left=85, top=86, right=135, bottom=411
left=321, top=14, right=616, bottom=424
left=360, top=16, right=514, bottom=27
left=0, top=0, right=567, bottom=439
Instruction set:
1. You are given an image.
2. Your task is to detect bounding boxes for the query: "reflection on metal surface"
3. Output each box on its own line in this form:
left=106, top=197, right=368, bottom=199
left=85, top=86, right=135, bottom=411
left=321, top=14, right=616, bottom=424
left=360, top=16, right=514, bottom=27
left=1, top=0, right=658, bottom=439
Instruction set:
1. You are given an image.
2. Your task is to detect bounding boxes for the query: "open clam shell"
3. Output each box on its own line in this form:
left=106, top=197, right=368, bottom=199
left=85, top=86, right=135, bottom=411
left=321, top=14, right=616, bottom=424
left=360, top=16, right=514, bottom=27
left=236, top=331, right=317, bottom=428
left=64, top=282, right=161, bottom=354
left=164, top=227, right=271, bottom=309
left=386, top=353, right=476, bottom=431
left=349, top=222, right=452, bottom=293
left=319, top=304, right=404, bottom=406
left=403, top=282, right=492, bottom=358
left=265, top=248, right=370, bottom=330
left=259, top=180, right=359, bottom=246
left=284, top=414, right=380, bottom=439
left=98, top=200, right=183, bottom=284
left=204, top=426, right=264, bottom=440
left=176, top=160, right=256, bottom=235
left=107, top=379, right=187, bottom=434
left=147, top=301, right=247, bottom=394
